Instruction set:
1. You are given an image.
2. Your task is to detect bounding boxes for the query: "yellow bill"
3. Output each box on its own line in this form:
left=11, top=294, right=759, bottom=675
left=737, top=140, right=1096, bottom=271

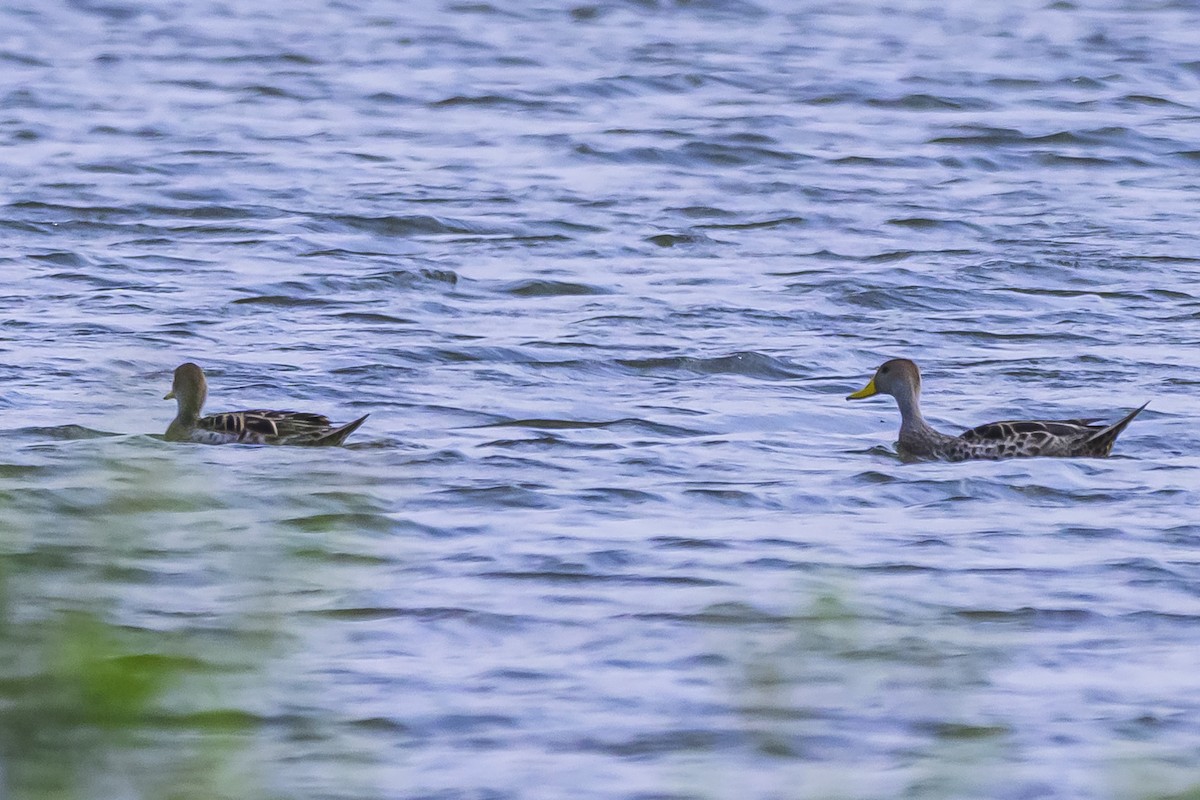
left=164, top=390, right=175, bottom=400
left=846, top=377, right=878, bottom=400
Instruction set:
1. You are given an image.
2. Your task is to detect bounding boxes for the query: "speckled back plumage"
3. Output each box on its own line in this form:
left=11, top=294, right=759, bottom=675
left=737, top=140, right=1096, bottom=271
left=942, top=408, right=1146, bottom=461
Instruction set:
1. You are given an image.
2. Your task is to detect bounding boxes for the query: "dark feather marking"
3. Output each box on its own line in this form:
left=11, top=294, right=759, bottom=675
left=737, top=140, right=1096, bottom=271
left=942, top=404, right=1147, bottom=460
left=194, top=408, right=349, bottom=443
left=960, top=419, right=1104, bottom=443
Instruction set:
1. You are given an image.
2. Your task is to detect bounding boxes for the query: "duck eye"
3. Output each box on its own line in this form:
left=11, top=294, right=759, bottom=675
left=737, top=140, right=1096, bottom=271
left=881, top=366, right=890, bottom=374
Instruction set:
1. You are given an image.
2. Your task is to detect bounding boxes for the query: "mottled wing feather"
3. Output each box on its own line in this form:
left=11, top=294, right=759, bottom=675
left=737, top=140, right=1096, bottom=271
left=947, top=413, right=1142, bottom=460
left=908, top=403, right=1146, bottom=462
left=196, top=410, right=335, bottom=443
left=959, top=419, right=1102, bottom=442
left=250, top=410, right=333, bottom=437
left=196, top=412, right=254, bottom=435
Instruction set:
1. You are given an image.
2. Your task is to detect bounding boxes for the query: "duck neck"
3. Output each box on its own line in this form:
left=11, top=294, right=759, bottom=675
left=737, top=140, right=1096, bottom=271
left=895, top=388, right=937, bottom=441
left=173, top=390, right=205, bottom=426
left=166, top=393, right=204, bottom=442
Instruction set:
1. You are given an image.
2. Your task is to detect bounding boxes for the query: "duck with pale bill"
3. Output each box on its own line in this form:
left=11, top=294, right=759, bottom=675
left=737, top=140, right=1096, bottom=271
left=164, top=362, right=368, bottom=446
left=847, top=358, right=1146, bottom=461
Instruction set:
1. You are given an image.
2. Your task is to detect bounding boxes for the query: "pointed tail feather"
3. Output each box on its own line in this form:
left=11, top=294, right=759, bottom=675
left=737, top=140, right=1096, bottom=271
left=1086, top=402, right=1148, bottom=455
left=311, top=414, right=369, bottom=446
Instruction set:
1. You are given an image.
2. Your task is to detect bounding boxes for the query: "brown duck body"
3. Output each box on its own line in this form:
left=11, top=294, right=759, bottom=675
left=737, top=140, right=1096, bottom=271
left=165, top=363, right=367, bottom=446
left=848, top=358, right=1146, bottom=462
left=900, top=409, right=1146, bottom=462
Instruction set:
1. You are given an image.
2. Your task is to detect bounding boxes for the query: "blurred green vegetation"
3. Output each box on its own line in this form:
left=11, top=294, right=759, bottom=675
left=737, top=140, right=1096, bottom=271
left=0, top=449, right=280, bottom=800
left=3, top=448, right=1199, bottom=800
left=0, top=567, right=275, bottom=800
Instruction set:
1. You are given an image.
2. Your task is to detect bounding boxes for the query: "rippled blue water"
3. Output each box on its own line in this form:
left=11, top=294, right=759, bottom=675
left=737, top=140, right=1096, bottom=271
left=2, top=1, right=1200, bottom=798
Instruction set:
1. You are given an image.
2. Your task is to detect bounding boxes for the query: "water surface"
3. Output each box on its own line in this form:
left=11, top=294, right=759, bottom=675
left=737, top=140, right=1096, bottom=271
left=1, top=1, right=1199, bottom=798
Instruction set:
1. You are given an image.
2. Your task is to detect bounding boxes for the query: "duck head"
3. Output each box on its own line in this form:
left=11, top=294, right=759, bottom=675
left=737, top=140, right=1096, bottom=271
left=165, top=362, right=208, bottom=420
left=847, top=358, right=921, bottom=401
